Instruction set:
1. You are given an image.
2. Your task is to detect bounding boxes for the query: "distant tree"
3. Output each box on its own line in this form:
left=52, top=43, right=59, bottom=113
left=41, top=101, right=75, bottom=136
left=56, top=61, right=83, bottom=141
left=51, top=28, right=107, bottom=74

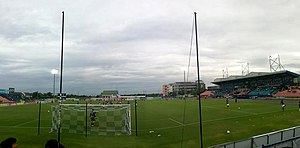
left=23, top=96, right=32, bottom=102
left=146, top=93, right=162, bottom=97
left=32, top=92, right=40, bottom=99
left=45, top=92, right=52, bottom=98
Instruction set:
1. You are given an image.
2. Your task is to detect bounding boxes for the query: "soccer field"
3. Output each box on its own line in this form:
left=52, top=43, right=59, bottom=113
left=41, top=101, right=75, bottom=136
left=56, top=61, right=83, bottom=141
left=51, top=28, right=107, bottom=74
left=0, top=98, right=299, bottom=148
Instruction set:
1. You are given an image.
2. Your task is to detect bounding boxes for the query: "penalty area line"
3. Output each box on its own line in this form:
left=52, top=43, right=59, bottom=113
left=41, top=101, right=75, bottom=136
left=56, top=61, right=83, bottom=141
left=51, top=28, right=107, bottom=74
left=0, top=126, right=51, bottom=129
left=14, top=119, right=37, bottom=127
left=169, top=118, right=184, bottom=126
left=138, top=108, right=297, bottom=131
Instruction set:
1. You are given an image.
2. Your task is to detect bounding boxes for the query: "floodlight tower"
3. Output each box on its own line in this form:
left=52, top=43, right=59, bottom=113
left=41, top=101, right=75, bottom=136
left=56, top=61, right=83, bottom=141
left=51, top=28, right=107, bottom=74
left=222, top=67, right=228, bottom=78
left=51, top=69, right=59, bottom=98
left=269, top=53, right=285, bottom=72
left=242, top=62, right=249, bottom=76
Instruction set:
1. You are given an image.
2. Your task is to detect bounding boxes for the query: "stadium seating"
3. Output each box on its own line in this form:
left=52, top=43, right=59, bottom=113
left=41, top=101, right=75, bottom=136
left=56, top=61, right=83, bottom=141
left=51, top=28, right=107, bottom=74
left=210, top=86, right=296, bottom=99
left=212, top=89, right=230, bottom=98
left=233, top=89, right=251, bottom=98
left=247, top=87, right=278, bottom=97
left=237, top=89, right=250, bottom=95
left=273, top=86, right=300, bottom=98
left=0, top=96, right=12, bottom=103
left=200, top=90, right=216, bottom=98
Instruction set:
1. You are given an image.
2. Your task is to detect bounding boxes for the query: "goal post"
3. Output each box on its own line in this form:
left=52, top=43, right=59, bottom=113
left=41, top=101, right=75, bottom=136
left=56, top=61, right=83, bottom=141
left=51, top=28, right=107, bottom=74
left=50, top=104, right=131, bottom=136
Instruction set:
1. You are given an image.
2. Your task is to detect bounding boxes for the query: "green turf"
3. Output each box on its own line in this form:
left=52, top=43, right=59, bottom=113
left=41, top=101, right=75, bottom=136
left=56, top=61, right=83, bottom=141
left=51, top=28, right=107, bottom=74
left=0, top=98, right=299, bottom=148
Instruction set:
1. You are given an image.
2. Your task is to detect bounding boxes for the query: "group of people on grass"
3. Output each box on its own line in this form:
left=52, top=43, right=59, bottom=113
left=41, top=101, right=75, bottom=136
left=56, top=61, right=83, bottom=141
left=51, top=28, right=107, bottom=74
left=225, top=98, right=300, bottom=112
left=0, top=138, right=64, bottom=148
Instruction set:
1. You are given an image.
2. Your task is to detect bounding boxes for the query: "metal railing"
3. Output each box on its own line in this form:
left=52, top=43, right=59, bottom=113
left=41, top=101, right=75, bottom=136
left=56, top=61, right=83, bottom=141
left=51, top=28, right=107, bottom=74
left=262, top=135, right=300, bottom=148
left=209, top=126, right=300, bottom=148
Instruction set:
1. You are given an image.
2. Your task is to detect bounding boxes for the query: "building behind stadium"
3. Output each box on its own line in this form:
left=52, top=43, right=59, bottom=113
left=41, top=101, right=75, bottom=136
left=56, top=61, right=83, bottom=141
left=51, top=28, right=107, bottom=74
left=162, top=80, right=206, bottom=97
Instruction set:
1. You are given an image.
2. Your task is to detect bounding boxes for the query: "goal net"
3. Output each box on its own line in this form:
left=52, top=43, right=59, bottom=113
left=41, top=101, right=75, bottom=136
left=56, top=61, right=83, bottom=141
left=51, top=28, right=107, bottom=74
left=50, top=104, right=131, bottom=135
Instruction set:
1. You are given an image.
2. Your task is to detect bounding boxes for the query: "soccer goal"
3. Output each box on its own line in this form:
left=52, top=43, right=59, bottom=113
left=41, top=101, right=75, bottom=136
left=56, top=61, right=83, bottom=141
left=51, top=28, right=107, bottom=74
left=50, top=104, right=131, bottom=136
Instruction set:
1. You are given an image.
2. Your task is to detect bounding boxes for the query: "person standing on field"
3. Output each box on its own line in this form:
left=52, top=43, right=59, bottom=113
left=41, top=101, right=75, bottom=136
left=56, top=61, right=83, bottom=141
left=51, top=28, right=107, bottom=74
left=90, top=108, right=97, bottom=126
left=226, top=98, right=229, bottom=107
left=280, top=99, right=286, bottom=111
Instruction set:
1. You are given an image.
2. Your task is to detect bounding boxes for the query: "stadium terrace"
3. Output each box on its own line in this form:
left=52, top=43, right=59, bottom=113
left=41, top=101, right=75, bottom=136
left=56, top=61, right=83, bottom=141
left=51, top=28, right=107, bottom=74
left=207, top=70, right=300, bottom=98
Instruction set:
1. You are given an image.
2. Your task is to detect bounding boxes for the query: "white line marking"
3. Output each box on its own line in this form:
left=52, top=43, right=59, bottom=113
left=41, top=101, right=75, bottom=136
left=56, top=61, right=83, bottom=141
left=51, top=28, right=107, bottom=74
left=204, top=106, right=257, bottom=115
left=14, top=119, right=37, bottom=127
left=186, top=109, right=294, bottom=126
left=0, top=126, right=51, bottom=129
left=169, top=118, right=184, bottom=126
left=138, top=109, right=295, bottom=131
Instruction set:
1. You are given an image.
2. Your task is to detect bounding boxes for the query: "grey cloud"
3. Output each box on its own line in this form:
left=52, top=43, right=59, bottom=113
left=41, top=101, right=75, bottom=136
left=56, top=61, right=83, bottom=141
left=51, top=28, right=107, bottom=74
left=80, top=19, right=191, bottom=46
left=0, top=13, right=53, bottom=40
left=1, top=0, right=300, bottom=95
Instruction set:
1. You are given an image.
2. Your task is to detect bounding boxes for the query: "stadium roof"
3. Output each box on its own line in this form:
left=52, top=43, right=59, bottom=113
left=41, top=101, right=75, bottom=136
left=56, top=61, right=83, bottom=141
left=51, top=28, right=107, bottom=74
left=212, top=70, right=300, bottom=84
left=100, top=90, right=119, bottom=96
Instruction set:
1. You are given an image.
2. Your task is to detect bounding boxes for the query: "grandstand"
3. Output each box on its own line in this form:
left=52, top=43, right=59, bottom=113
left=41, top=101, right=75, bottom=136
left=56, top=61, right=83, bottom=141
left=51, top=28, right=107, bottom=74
left=273, top=86, right=300, bottom=98
left=0, top=96, right=12, bottom=103
left=0, top=88, right=25, bottom=102
left=201, top=70, right=300, bottom=98
left=200, top=90, right=216, bottom=98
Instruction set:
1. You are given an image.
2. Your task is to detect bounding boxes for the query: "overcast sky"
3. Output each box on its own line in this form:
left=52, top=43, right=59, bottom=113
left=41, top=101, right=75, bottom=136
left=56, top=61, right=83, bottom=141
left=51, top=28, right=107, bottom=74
left=1, top=0, right=300, bottom=95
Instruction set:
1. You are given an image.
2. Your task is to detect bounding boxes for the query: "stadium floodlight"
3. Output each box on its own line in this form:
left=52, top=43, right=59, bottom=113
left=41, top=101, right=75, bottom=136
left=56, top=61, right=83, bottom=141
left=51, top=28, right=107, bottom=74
left=269, top=53, right=285, bottom=72
left=241, top=62, right=249, bottom=76
left=51, top=69, right=59, bottom=98
left=51, top=69, right=59, bottom=75
left=222, top=67, right=228, bottom=78
left=270, top=53, right=279, bottom=58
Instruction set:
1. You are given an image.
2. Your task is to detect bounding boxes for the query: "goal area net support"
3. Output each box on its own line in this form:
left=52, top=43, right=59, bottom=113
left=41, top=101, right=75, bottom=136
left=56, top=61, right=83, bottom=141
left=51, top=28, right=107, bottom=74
left=50, top=104, right=131, bottom=136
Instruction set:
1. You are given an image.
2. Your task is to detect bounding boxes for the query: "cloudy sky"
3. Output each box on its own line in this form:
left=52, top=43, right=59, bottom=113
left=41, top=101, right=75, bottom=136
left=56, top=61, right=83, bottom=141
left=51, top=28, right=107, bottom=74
left=1, top=0, right=300, bottom=95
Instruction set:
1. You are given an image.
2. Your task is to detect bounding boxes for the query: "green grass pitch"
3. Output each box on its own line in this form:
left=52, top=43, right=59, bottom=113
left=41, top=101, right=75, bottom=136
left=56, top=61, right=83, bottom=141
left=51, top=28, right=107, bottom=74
left=0, top=98, right=299, bottom=147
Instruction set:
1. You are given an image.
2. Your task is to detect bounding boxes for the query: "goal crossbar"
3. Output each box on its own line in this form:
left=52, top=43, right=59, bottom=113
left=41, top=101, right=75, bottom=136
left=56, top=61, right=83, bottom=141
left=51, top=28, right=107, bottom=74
left=51, top=103, right=131, bottom=136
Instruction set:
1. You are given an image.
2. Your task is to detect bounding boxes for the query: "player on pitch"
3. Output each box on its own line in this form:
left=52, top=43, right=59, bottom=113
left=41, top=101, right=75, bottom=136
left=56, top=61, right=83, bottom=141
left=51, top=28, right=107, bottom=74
left=90, top=109, right=97, bottom=126
left=226, top=98, right=229, bottom=107
left=280, top=99, right=286, bottom=111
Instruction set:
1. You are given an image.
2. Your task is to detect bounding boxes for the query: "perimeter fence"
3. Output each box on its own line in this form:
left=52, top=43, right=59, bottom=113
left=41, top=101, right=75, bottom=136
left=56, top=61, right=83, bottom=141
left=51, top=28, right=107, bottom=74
left=209, top=126, right=300, bottom=148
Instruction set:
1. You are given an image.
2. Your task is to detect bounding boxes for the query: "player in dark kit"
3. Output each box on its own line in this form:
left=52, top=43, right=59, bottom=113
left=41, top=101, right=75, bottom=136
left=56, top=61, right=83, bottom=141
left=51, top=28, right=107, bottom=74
left=280, top=100, right=286, bottom=111
left=226, top=98, right=229, bottom=107
left=90, top=109, right=97, bottom=126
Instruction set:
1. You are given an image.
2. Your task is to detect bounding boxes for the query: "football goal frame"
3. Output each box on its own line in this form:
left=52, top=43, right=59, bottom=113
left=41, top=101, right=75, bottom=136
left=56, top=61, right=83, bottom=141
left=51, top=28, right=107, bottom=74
left=51, top=103, right=131, bottom=136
